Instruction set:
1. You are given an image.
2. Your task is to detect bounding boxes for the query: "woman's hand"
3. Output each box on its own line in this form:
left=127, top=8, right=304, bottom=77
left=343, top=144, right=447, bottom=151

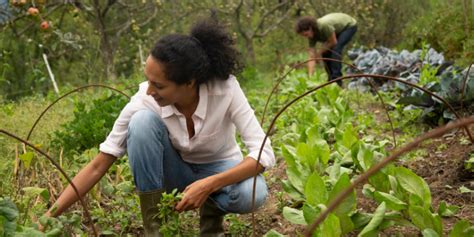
left=175, top=158, right=264, bottom=212
left=175, top=176, right=219, bottom=212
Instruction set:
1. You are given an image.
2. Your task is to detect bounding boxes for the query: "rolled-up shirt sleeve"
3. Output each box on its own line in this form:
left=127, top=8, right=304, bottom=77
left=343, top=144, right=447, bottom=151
left=228, top=78, right=275, bottom=168
left=99, top=83, right=150, bottom=158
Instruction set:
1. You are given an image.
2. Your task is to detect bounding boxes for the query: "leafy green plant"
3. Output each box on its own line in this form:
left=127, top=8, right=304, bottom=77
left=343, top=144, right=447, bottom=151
left=225, top=214, right=251, bottom=236
left=397, top=65, right=474, bottom=125
left=0, top=197, right=81, bottom=236
left=419, top=42, right=440, bottom=86
left=449, top=220, right=474, bottom=237
left=273, top=69, right=474, bottom=236
left=0, top=197, right=19, bottom=236
left=155, top=189, right=183, bottom=237
left=50, top=93, right=128, bottom=155
left=464, top=152, right=474, bottom=173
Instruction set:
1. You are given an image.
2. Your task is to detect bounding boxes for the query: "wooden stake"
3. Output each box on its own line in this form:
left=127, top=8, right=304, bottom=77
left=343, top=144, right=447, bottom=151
left=42, top=53, right=60, bottom=95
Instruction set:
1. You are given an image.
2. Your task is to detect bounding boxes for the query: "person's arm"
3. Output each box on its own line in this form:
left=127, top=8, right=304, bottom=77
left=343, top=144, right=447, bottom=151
left=175, top=158, right=263, bottom=212
left=45, top=152, right=116, bottom=217
left=316, top=32, right=337, bottom=58
left=307, top=47, right=317, bottom=76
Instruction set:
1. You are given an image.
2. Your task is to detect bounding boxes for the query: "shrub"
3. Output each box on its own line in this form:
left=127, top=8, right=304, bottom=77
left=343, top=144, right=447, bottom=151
left=50, top=92, right=128, bottom=155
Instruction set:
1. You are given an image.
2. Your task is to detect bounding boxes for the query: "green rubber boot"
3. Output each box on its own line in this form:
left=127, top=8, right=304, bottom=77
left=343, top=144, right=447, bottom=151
left=199, top=199, right=226, bottom=237
left=138, top=189, right=165, bottom=237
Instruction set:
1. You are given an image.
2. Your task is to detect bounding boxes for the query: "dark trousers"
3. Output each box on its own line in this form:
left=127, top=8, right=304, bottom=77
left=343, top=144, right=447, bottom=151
left=322, top=25, right=357, bottom=85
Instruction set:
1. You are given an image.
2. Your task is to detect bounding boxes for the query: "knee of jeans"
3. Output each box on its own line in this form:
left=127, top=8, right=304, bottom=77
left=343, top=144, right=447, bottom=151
left=228, top=176, right=268, bottom=214
left=128, top=110, right=167, bottom=140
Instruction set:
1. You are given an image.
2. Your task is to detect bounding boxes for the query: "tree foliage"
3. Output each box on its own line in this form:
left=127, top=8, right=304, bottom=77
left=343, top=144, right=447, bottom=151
left=0, top=0, right=468, bottom=100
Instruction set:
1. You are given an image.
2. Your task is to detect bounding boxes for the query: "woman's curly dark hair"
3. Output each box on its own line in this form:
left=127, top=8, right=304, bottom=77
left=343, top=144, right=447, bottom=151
left=150, top=18, right=243, bottom=85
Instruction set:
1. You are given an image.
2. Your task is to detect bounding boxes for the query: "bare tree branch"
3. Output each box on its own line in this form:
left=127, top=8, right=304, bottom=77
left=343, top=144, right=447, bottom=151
left=234, top=0, right=248, bottom=39
left=254, top=0, right=290, bottom=33
left=255, top=9, right=291, bottom=37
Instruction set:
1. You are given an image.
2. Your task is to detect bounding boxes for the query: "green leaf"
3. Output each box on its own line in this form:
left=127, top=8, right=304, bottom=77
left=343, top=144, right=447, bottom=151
left=337, top=214, right=355, bottom=235
left=369, top=171, right=391, bottom=193
left=408, top=194, right=425, bottom=207
left=39, top=215, right=50, bottom=227
left=373, top=191, right=407, bottom=211
left=388, top=175, right=401, bottom=196
left=282, top=180, right=304, bottom=200
left=449, top=219, right=474, bottom=237
left=351, top=212, right=372, bottom=230
left=314, top=139, right=330, bottom=165
left=281, top=145, right=298, bottom=169
left=0, top=206, right=17, bottom=236
left=394, top=167, right=431, bottom=207
left=379, top=211, right=416, bottom=230
left=264, top=229, right=287, bottom=237
left=422, top=228, right=440, bottom=237
left=327, top=163, right=341, bottom=184
left=305, top=172, right=327, bottom=206
left=116, top=181, right=134, bottom=193
left=356, top=144, right=373, bottom=171
left=302, top=203, right=319, bottom=224
left=297, top=143, right=316, bottom=169
left=282, top=145, right=310, bottom=194
left=100, top=230, right=115, bottom=236
left=408, top=205, right=442, bottom=235
left=282, top=207, right=306, bottom=225
left=340, top=150, right=354, bottom=166
left=358, top=202, right=386, bottom=237
left=0, top=216, right=5, bottom=236
left=22, top=187, right=49, bottom=201
left=19, top=152, right=34, bottom=169
left=362, top=184, right=375, bottom=199
left=0, top=198, right=19, bottom=221
left=437, top=201, right=459, bottom=217
left=328, top=173, right=356, bottom=216
left=459, top=186, right=474, bottom=193
left=342, top=123, right=358, bottom=149
left=45, top=228, right=62, bottom=237
left=320, top=213, right=341, bottom=237
left=16, top=227, right=46, bottom=236
left=287, top=167, right=305, bottom=194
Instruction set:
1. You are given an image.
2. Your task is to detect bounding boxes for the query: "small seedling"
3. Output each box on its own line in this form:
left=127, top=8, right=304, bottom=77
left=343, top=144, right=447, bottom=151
left=464, top=153, right=474, bottom=173
left=155, top=189, right=183, bottom=237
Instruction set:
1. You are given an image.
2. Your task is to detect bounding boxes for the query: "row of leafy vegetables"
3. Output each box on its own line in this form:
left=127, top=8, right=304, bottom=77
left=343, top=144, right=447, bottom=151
left=264, top=71, right=474, bottom=237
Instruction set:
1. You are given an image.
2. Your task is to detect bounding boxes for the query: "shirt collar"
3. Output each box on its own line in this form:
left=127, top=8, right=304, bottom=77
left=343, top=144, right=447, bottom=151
left=194, top=83, right=208, bottom=120
left=161, top=105, right=175, bottom=118
left=160, top=83, right=208, bottom=119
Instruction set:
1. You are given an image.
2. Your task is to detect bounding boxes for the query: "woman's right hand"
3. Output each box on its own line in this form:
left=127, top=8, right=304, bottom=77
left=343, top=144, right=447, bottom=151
left=42, top=152, right=116, bottom=219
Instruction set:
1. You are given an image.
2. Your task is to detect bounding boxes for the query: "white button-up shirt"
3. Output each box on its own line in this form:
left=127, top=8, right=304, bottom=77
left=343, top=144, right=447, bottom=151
left=99, top=75, right=275, bottom=168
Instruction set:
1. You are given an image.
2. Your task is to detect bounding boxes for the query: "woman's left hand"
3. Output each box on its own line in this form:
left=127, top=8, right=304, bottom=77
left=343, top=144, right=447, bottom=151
left=175, top=176, right=218, bottom=212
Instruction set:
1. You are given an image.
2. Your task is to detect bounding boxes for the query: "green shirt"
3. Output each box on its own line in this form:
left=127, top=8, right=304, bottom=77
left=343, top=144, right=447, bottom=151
left=309, top=13, right=357, bottom=47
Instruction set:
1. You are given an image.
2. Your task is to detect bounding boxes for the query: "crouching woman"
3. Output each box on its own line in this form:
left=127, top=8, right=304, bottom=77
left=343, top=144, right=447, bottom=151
left=43, top=18, right=274, bottom=237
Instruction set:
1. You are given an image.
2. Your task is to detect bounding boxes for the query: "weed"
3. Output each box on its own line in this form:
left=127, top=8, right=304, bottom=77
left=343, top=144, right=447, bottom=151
left=225, top=214, right=251, bottom=237
left=155, top=189, right=183, bottom=237
left=50, top=93, right=127, bottom=155
left=464, top=152, right=474, bottom=173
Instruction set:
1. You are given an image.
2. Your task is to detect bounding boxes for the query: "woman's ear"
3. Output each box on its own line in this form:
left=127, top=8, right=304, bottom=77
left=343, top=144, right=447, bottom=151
left=187, top=79, right=197, bottom=88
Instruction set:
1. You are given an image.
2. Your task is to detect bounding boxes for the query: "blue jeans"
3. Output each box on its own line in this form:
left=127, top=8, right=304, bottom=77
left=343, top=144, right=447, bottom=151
left=126, top=110, right=268, bottom=213
left=322, top=25, right=358, bottom=85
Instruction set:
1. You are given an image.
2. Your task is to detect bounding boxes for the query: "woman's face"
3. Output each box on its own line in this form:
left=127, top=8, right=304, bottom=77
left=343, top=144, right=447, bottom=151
left=300, top=28, right=314, bottom=39
left=144, top=56, right=194, bottom=107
